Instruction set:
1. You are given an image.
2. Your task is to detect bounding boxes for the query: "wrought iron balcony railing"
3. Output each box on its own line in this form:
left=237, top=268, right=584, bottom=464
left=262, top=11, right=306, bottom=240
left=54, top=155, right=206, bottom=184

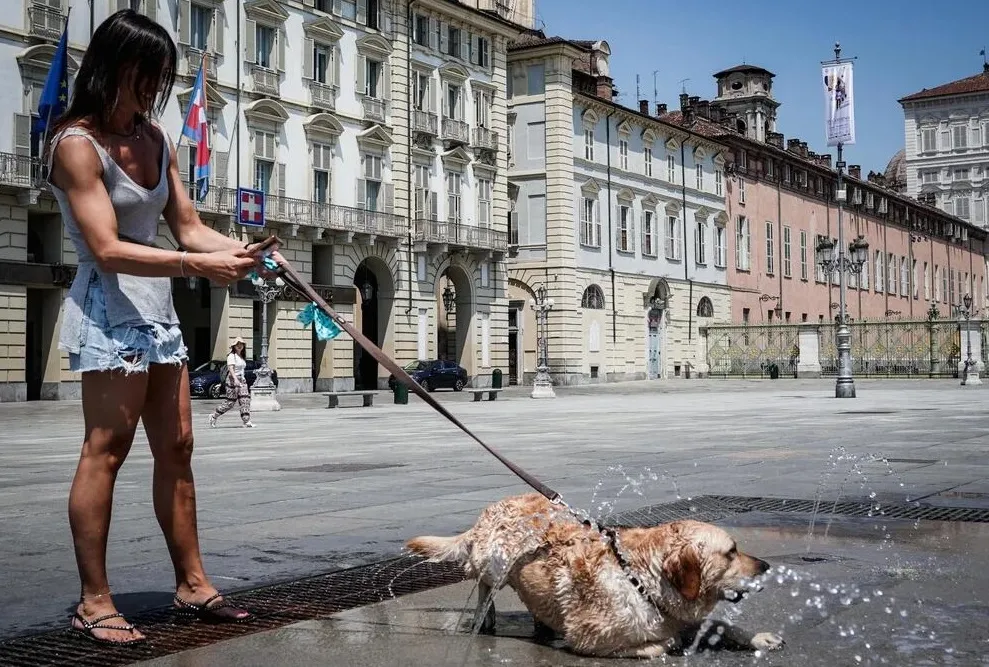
left=251, top=66, right=280, bottom=96
left=309, top=81, right=337, bottom=111
left=412, top=109, right=438, bottom=135
left=414, top=219, right=508, bottom=251
left=362, top=97, right=386, bottom=123
left=441, top=118, right=469, bottom=144
left=29, top=3, right=65, bottom=41
left=472, top=126, right=498, bottom=151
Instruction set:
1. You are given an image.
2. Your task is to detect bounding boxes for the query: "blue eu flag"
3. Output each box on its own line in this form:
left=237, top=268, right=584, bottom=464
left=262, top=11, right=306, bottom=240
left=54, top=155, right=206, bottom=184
left=32, top=24, right=69, bottom=145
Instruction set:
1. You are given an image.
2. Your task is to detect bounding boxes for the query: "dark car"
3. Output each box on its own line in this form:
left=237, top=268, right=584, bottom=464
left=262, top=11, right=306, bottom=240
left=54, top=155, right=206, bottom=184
left=189, top=359, right=279, bottom=399
left=388, top=359, right=468, bottom=392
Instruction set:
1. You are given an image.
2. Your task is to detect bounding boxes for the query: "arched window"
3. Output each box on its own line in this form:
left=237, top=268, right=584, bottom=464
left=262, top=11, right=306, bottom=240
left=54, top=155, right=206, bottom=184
left=581, top=284, right=605, bottom=309
left=696, top=296, right=714, bottom=317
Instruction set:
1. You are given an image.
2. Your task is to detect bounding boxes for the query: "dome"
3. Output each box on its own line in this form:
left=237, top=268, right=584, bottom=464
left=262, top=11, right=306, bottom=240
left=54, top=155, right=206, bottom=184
left=883, top=149, right=906, bottom=192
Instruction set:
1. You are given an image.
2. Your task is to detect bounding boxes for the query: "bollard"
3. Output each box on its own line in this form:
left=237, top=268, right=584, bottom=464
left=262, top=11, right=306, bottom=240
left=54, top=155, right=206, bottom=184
left=393, top=381, right=409, bottom=405
left=491, top=368, right=503, bottom=389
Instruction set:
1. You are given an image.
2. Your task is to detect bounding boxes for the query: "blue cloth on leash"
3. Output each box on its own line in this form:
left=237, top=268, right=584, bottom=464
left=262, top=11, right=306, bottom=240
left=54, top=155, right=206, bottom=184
left=247, top=256, right=281, bottom=282
left=297, top=302, right=342, bottom=341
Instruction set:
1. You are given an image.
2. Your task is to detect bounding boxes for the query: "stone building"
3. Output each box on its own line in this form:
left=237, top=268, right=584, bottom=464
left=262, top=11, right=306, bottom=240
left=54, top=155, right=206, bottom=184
left=660, top=68, right=989, bottom=326
left=899, top=63, right=989, bottom=227
left=506, top=35, right=732, bottom=385
left=0, top=0, right=523, bottom=401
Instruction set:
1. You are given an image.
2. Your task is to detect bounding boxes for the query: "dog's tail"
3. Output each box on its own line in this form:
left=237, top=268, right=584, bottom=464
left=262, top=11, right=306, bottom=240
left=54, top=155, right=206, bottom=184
left=406, top=531, right=472, bottom=563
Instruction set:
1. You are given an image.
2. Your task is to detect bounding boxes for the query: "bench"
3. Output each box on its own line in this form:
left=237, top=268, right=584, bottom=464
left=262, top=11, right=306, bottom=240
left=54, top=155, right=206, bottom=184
left=471, top=388, right=505, bottom=402
left=324, top=391, right=378, bottom=409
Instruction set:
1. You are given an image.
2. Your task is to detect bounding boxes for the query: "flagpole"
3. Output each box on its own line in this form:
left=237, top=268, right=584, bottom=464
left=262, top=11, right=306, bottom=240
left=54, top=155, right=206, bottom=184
left=40, top=6, right=70, bottom=179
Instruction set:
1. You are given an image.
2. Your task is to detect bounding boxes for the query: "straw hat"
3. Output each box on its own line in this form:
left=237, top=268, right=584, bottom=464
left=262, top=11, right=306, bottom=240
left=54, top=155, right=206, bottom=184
left=231, top=336, right=246, bottom=348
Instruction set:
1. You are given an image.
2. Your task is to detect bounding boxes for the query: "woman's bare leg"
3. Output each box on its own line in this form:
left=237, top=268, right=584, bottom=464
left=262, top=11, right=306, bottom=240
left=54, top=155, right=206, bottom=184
left=142, top=362, right=248, bottom=618
left=68, top=369, right=149, bottom=642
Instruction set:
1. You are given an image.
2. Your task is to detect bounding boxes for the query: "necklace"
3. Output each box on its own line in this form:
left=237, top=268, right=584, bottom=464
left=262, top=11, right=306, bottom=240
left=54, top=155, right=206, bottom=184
left=109, top=117, right=143, bottom=141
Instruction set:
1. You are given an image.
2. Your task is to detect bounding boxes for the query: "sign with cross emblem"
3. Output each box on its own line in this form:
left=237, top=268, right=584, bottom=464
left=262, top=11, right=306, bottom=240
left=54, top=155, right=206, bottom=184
left=237, top=187, right=266, bottom=228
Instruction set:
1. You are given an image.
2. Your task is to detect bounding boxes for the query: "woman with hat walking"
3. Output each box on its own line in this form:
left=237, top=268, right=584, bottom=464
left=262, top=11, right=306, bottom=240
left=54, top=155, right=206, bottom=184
left=208, top=337, right=253, bottom=428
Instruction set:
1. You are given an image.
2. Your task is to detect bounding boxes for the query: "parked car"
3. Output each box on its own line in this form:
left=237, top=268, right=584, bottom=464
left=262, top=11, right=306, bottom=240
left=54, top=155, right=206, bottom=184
left=188, top=359, right=279, bottom=399
left=388, top=359, right=468, bottom=392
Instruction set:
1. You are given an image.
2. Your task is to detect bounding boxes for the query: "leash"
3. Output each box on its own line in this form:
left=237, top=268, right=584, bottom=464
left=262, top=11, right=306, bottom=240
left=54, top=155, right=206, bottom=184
left=259, top=239, right=561, bottom=504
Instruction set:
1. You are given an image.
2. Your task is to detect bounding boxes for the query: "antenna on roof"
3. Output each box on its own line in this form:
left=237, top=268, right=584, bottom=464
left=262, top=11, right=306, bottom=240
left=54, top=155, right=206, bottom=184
left=652, top=70, right=659, bottom=104
left=636, top=74, right=641, bottom=101
left=678, top=78, right=690, bottom=94
left=982, top=47, right=987, bottom=67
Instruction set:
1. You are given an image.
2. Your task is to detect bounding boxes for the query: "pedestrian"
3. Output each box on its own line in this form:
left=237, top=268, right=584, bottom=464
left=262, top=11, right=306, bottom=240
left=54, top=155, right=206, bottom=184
left=47, top=9, right=273, bottom=646
left=208, top=337, right=254, bottom=428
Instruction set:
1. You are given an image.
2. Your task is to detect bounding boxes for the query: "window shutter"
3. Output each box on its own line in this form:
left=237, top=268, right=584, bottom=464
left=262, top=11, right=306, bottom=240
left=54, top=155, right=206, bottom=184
left=460, top=33, right=469, bottom=61
left=145, top=0, right=156, bottom=23
left=276, top=162, right=286, bottom=199
left=381, top=61, right=390, bottom=100
left=355, top=55, right=366, bottom=95
left=215, top=151, right=229, bottom=189
left=332, top=0, right=342, bottom=14
left=593, top=201, right=601, bottom=245
left=277, top=29, right=286, bottom=72
left=357, top=178, right=367, bottom=210
left=332, top=45, right=340, bottom=86
left=303, top=38, right=314, bottom=79
left=244, top=20, right=256, bottom=63
left=429, top=191, right=438, bottom=221
left=177, top=144, right=191, bottom=181
left=384, top=183, right=394, bottom=213
left=439, top=22, right=448, bottom=54
left=14, top=113, right=32, bottom=179
left=694, top=222, right=700, bottom=262
left=975, top=199, right=986, bottom=225
left=178, top=0, right=190, bottom=44
left=212, top=9, right=224, bottom=56
left=429, top=18, right=438, bottom=50
left=356, top=0, right=367, bottom=24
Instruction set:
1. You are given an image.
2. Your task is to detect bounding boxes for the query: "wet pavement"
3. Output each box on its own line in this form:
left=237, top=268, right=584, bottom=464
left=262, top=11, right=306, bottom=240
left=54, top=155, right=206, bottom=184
left=2, top=378, right=989, bottom=664
left=132, top=513, right=989, bottom=667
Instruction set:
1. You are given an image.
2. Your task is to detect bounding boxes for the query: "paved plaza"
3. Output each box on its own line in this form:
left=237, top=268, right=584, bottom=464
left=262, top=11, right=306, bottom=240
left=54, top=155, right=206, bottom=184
left=2, top=379, right=989, bottom=665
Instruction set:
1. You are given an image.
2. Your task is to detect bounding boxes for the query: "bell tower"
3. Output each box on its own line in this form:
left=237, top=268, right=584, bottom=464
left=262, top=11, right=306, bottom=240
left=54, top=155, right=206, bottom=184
left=712, top=65, right=780, bottom=143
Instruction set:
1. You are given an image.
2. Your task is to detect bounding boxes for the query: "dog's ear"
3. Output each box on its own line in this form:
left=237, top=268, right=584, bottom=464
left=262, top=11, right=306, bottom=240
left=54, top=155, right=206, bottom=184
left=664, top=546, right=703, bottom=602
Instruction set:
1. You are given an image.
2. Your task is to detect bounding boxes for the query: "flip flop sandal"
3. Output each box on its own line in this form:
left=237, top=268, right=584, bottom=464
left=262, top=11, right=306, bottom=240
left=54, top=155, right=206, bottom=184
left=173, top=593, right=253, bottom=623
left=71, top=612, right=147, bottom=646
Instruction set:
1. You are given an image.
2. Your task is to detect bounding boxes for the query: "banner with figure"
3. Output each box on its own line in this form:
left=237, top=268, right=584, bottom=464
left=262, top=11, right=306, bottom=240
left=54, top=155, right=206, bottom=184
left=823, top=62, right=855, bottom=146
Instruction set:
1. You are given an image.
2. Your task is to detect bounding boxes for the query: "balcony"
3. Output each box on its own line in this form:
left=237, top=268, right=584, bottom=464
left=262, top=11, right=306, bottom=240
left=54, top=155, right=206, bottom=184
left=309, top=81, right=337, bottom=111
left=28, top=3, right=65, bottom=41
left=362, top=97, right=386, bottom=124
left=251, top=66, right=279, bottom=96
left=472, top=127, right=498, bottom=151
left=414, top=219, right=508, bottom=254
left=0, top=152, right=46, bottom=205
left=441, top=118, right=469, bottom=145
left=186, top=48, right=218, bottom=81
left=412, top=109, right=438, bottom=136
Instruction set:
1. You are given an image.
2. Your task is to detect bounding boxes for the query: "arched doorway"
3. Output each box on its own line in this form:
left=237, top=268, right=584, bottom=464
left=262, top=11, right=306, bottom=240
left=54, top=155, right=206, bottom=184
left=645, top=279, right=670, bottom=380
left=353, top=257, right=394, bottom=389
left=436, top=265, right=473, bottom=372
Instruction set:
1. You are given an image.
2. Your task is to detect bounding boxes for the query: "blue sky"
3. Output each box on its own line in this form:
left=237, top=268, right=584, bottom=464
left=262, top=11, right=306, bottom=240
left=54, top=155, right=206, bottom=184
left=533, top=0, right=989, bottom=174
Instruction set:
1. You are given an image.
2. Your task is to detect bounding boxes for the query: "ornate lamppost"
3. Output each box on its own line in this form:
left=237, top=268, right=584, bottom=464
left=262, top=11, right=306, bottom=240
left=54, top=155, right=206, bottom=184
left=441, top=283, right=455, bottom=360
left=816, top=234, right=869, bottom=398
left=959, top=293, right=981, bottom=386
left=529, top=284, right=555, bottom=398
left=250, top=274, right=284, bottom=411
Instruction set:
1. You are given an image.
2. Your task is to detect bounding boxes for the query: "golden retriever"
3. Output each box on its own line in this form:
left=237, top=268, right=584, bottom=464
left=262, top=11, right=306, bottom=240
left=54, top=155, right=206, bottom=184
left=407, top=493, right=784, bottom=658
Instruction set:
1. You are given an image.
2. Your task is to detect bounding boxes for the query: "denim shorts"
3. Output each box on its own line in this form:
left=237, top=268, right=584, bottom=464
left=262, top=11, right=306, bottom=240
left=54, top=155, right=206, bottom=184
left=68, top=273, right=188, bottom=374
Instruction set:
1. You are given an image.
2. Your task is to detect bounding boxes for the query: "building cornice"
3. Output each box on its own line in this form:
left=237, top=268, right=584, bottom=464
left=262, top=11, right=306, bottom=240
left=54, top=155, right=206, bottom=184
left=415, top=0, right=526, bottom=38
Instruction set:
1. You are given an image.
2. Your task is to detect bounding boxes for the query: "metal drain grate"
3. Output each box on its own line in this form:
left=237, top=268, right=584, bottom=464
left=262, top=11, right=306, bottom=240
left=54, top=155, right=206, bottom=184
left=611, top=495, right=989, bottom=527
left=0, top=557, right=464, bottom=667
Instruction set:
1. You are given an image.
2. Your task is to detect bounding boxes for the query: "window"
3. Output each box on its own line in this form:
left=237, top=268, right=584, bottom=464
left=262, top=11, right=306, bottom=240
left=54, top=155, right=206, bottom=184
left=581, top=285, right=605, bottom=309
left=955, top=195, right=971, bottom=220
left=782, top=225, right=792, bottom=277
left=765, top=222, right=775, bottom=274
left=935, top=265, right=942, bottom=302
left=695, top=164, right=703, bottom=191
left=887, top=254, right=897, bottom=295
left=952, top=125, right=968, bottom=149
left=912, top=259, right=919, bottom=299
left=665, top=215, right=682, bottom=260
left=738, top=178, right=746, bottom=204
left=359, top=153, right=383, bottom=211
left=413, top=164, right=432, bottom=220
left=618, top=205, right=632, bottom=252
left=446, top=171, right=462, bottom=224
left=799, top=230, right=808, bottom=280
left=695, top=221, right=707, bottom=264
left=580, top=197, right=600, bottom=247
left=714, top=225, right=726, bottom=268
left=921, top=127, right=936, bottom=152
left=413, top=13, right=430, bottom=46
left=583, top=128, right=594, bottom=161
left=922, top=170, right=938, bottom=184
left=445, top=82, right=464, bottom=119
left=446, top=25, right=461, bottom=58
left=667, top=155, right=676, bottom=182
left=735, top=216, right=750, bottom=271
left=900, top=257, right=908, bottom=296
left=861, top=255, right=869, bottom=290
left=618, top=139, right=628, bottom=170
left=924, top=262, right=931, bottom=300
left=411, top=70, right=430, bottom=111
left=949, top=268, right=955, bottom=305
left=312, top=42, right=333, bottom=85
left=644, top=147, right=652, bottom=177
left=696, top=297, right=714, bottom=318
left=190, top=3, right=212, bottom=51
left=477, top=177, right=492, bottom=228
left=954, top=168, right=970, bottom=181
left=311, top=142, right=331, bottom=204
left=642, top=210, right=655, bottom=256
left=255, top=24, right=275, bottom=68
left=526, top=64, right=545, bottom=95
left=472, top=35, right=490, bottom=68
left=364, top=58, right=384, bottom=98
left=253, top=130, right=276, bottom=193
left=474, top=89, right=492, bottom=128
left=715, top=168, right=723, bottom=196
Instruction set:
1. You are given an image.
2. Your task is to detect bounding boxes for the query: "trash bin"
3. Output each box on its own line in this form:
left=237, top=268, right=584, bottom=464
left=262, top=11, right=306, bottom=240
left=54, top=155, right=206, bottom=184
left=393, top=381, right=409, bottom=405
left=491, top=368, right=503, bottom=389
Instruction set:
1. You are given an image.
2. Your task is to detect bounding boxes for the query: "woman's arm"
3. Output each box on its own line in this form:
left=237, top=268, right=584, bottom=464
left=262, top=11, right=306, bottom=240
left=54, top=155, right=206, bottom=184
left=52, top=136, right=256, bottom=283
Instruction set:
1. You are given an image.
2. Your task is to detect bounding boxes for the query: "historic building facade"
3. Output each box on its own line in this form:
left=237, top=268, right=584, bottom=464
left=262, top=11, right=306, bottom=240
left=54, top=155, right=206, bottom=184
left=661, top=74, right=989, bottom=326
left=506, top=36, right=731, bottom=385
left=899, top=63, right=989, bottom=227
left=0, top=0, right=522, bottom=401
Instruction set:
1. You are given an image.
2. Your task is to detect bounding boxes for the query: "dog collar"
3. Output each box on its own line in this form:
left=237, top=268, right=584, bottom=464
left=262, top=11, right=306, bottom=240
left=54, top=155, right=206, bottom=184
left=586, top=521, right=670, bottom=617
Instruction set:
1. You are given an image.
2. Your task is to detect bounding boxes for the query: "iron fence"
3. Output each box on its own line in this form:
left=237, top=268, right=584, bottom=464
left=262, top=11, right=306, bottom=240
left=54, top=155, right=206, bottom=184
left=818, top=319, right=961, bottom=378
left=705, top=324, right=800, bottom=378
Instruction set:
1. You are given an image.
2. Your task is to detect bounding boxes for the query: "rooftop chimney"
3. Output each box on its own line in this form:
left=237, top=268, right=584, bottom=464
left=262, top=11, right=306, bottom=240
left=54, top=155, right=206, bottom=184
left=820, top=153, right=832, bottom=168
left=767, top=132, right=784, bottom=149
left=656, top=102, right=668, bottom=115
left=679, top=92, right=690, bottom=112
left=639, top=99, right=649, bottom=115
left=696, top=99, right=711, bottom=120
left=787, top=138, right=802, bottom=154
left=596, top=76, right=614, bottom=102
left=848, top=164, right=862, bottom=180
left=798, top=141, right=809, bottom=157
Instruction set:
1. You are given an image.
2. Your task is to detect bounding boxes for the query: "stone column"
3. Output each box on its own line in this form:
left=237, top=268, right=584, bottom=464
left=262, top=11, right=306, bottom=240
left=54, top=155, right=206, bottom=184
left=796, top=324, right=822, bottom=378
left=694, top=326, right=710, bottom=378
left=957, top=319, right=984, bottom=375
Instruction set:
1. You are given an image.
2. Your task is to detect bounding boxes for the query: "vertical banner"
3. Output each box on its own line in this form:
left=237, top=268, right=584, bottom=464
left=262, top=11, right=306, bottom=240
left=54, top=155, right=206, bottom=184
left=823, top=62, right=856, bottom=146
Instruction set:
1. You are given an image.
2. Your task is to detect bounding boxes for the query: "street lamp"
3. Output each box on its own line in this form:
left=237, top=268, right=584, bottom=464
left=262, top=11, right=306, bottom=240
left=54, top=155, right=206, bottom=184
left=529, top=284, right=555, bottom=398
left=442, top=284, right=455, bottom=314
left=360, top=280, right=374, bottom=302
left=817, top=233, right=869, bottom=398
left=959, top=292, right=981, bottom=386
left=250, top=273, right=285, bottom=411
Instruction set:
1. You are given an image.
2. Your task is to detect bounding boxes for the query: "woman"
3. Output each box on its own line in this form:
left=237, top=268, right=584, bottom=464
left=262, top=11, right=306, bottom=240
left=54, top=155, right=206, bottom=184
left=208, top=337, right=253, bottom=427
left=48, top=10, right=274, bottom=644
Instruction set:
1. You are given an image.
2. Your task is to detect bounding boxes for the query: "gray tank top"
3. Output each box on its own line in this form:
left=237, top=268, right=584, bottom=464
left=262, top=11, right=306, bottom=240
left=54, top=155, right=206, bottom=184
left=49, top=119, right=179, bottom=353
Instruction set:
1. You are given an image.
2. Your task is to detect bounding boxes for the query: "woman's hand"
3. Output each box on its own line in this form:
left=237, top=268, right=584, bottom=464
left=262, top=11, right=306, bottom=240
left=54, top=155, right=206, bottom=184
left=186, top=248, right=257, bottom=285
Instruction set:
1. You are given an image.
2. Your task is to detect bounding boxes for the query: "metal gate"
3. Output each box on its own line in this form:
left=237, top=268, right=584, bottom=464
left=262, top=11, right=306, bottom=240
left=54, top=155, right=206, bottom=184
left=819, top=319, right=960, bottom=378
left=705, top=324, right=799, bottom=378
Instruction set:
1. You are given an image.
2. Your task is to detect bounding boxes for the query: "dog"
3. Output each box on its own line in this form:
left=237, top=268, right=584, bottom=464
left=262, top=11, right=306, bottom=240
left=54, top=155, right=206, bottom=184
left=407, top=493, right=784, bottom=658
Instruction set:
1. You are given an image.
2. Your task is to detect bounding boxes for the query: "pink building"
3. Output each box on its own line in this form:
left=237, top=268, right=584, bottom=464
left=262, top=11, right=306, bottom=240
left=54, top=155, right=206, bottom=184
left=665, top=93, right=987, bottom=325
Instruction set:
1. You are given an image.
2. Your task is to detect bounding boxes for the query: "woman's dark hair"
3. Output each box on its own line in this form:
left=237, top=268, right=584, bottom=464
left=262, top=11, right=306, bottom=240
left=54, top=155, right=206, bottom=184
left=231, top=343, right=246, bottom=359
left=47, top=9, right=176, bottom=146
